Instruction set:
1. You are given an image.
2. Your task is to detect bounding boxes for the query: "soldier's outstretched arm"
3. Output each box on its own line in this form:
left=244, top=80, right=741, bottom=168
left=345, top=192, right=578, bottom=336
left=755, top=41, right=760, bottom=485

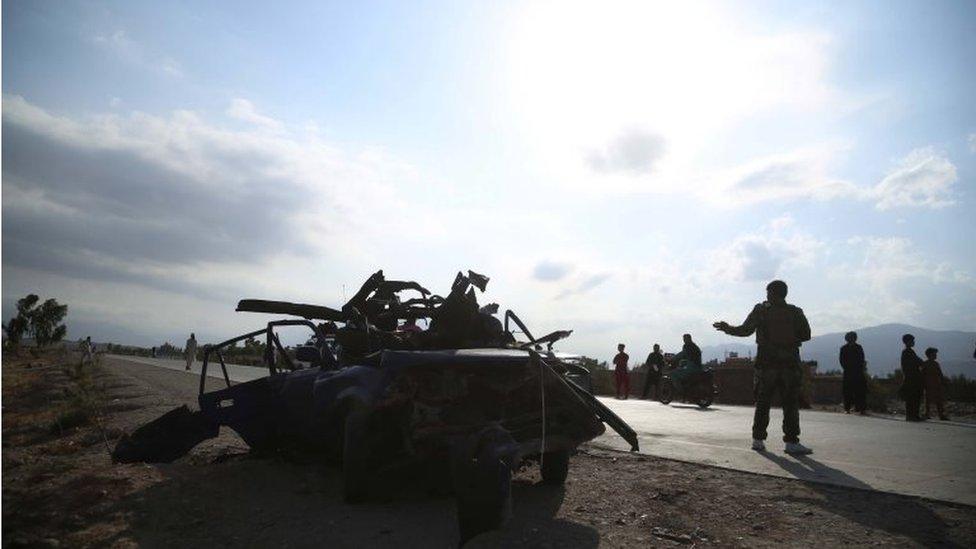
left=714, top=305, right=761, bottom=337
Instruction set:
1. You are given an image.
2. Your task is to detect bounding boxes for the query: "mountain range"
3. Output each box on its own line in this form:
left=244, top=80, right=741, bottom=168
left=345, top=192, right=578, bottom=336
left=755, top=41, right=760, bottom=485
left=701, top=324, right=976, bottom=379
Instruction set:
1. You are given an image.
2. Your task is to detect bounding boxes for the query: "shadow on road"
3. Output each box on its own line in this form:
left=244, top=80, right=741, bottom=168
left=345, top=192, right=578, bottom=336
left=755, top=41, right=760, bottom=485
left=667, top=404, right=722, bottom=412
left=760, top=452, right=963, bottom=548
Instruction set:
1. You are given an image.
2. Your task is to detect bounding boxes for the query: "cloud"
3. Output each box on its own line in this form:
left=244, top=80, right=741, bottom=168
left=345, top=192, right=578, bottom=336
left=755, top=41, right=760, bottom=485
left=587, top=129, right=665, bottom=175
left=872, top=147, right=957, bottom=210
left=91, top=30, right=183, bottom=79
left=1, top=95, right=419, bottom=302
left=533, top=260, right=574, bottom=281
left=816, top=236, right=973, bottom=329
left=226, top=98, right=282, bottom=131
left=710, top=220, right=822, bottom=282
left=714, top=146, right=958, bottom=210
left=556, top=272, right=612, bottom=299
left=968, top=133, right=976, bottom=153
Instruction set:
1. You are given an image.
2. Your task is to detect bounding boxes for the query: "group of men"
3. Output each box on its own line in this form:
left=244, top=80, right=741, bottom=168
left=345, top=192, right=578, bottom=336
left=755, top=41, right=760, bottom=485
left=613, top=280, right=816, bottom=455
left=611, top=334, right=703, bottom=401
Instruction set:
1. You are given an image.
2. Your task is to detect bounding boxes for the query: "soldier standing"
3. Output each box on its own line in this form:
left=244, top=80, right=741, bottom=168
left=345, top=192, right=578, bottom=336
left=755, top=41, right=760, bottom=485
left=713, top=280, right=813, bottom=455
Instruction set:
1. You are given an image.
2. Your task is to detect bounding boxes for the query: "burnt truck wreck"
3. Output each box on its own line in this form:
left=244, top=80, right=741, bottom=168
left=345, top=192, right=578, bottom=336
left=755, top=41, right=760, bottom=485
left=114, top=270, right=638, bottom=543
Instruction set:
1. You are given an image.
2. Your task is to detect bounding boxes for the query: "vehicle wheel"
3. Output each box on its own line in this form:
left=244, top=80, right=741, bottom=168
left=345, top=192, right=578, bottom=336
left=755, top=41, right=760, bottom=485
left=697, top=395, right=713, bottom=408
left=452, top=425, right=518, bottom=545
left=540, top=449, right=570, bottom=485
left=342, top=404, right=371, bottom=503
left=659, top=379, right=674, bottom=404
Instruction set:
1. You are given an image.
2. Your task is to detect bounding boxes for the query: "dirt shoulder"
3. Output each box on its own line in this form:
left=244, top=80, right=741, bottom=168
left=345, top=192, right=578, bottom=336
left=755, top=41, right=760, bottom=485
left=3, top=352, right=975, bottom=548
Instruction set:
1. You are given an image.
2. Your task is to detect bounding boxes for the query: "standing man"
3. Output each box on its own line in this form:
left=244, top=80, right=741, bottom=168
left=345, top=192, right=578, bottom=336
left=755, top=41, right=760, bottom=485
left=82, top=336, right=95, bottom=366
left=641, top=343, right=665, bottom=400
left=613, top=344, right=630, bottom=400
left=185, top=333, right=198, bottom=371
left=839, top=331, right=868, bottom=415
left=900, top=334, right=924, bottom=421
left=713, top=280, right=813, bottom=455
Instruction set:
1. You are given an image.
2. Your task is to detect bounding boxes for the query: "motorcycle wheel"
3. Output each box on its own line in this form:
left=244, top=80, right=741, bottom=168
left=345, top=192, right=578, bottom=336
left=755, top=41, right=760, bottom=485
left=659, top=379, right=674, bottom=404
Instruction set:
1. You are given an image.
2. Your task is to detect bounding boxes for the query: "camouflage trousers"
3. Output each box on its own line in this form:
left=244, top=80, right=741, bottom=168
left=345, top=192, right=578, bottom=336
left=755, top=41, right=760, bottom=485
left=752, top=364, right=802, bottom=443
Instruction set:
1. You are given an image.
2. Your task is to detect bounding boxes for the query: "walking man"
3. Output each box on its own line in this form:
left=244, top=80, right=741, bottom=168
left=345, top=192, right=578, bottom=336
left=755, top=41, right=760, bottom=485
left=185, top=333, right=198, bottom=371
left=839, top=331, right=868, bottom=414
left=900, top=334, right=925, bottom=421
left=613, top=343, right=630, bottom=399
left=713, top=280, right=813, bottom=455
left=641, top=343, right=665, bottom=399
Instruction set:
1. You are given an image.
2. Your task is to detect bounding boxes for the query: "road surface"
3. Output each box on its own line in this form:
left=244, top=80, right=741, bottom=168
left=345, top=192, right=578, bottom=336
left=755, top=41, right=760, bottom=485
left=107, top=355, right=976, bottom=506
left=593, top=397, right=976, bottom=506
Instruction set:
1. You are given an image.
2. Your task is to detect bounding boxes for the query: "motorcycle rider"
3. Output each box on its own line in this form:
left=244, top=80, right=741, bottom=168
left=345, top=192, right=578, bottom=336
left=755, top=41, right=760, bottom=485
left=670, top=334, right=702, bottom=390
left=713, top=280, right=813, bottom=455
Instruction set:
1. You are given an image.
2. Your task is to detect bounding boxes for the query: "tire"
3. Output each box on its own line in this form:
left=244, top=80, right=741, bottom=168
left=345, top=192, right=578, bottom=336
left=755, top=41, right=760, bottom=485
left=697, top=396, right=713, bottom=408
left=659, top=379, right=674, bottom=404
left=540, top=449, right=570, bottom=485
left=452, top=425, right=517, bottom=545
left=342, top=404, right=370, bottom=503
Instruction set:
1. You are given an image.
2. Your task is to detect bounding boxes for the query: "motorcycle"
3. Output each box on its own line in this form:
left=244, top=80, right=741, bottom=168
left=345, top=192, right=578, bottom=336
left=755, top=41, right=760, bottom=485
left=658, top=362, right=718, bottom=408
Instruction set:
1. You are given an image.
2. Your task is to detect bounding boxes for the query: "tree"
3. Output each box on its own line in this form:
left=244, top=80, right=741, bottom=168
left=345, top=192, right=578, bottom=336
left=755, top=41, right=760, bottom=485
left=2, top=294, right=68, bottom=348
left=32, top=298, right=68, bottom=346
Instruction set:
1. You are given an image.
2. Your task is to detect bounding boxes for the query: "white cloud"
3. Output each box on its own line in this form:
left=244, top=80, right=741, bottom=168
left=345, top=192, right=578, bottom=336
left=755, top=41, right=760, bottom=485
left=872, top=147, right=957, bottom=210
left=709, top=145, right=858, bottom=206
left=226, top=98, right=283, bottom=131
left=708, top=219, right=823, bottom=282
left=816, top=236, right=974, bottom=330
left=968, top=132, right=976, bottom=153
left=587, top=129, right=665, bottom=175
left=533, top=260, right=574, bottom=281
left=1, top=94, right=425, bottom=304
left=706, top=146, right=958, bottom=210
left=91, top=29, right=183, bottom=79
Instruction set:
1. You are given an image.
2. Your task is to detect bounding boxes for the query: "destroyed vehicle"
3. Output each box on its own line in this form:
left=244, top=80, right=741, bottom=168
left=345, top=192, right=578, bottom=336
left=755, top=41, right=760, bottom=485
left=114, top=270, right=638, bottom=544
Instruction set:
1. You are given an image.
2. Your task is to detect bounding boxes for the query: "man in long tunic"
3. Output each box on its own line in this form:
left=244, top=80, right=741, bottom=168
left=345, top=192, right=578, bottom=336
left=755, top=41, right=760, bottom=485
left=185, top=333, right=198, bottom=371
left=713, top=280, right=813, bottom=455
left=641, top=343, right=665, bottom=400
left=900, top=334, right=924, bottom=421
left=839, top=331, right=868, bottom=414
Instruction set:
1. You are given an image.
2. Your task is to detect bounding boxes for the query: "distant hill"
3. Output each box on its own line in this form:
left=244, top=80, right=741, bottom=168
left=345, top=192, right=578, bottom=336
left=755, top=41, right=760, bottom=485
left=702, top=324, right=976, bottom=379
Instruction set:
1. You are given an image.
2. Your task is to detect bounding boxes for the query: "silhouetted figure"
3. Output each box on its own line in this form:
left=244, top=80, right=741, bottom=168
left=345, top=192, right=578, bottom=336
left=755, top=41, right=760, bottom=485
left=922, top=347, right=948, bottom=420
left=185, top=333, right=198, bottom=371
left=613, top=344, right=630, bottom=400
left=82, top=336, right=94, bottom=365
left=714, top=280, right=813, bottom=455
left=641, top=343, right=665, bottom=399
left=839, top=331, right=868, bottom=415
left=900, top=334, right=924, bottom=422
left=670, top=334, right=703, bottom=389
left=151, top=346, right=157, bottom=358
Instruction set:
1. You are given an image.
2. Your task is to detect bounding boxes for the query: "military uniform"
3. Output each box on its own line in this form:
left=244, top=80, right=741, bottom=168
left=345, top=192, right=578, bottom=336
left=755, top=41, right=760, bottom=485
left=720, top=301, right=811, bottom=443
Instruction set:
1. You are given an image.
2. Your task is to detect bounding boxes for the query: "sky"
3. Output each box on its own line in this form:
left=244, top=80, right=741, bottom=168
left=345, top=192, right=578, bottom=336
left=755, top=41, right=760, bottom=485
left=3, top=0, right=975, bottom=360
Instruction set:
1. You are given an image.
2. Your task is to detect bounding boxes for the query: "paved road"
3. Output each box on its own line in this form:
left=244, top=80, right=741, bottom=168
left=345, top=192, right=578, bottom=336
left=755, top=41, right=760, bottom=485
left=592, top=397, right=976, bottom=506
left=107, top=355, right=976, bottom=506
